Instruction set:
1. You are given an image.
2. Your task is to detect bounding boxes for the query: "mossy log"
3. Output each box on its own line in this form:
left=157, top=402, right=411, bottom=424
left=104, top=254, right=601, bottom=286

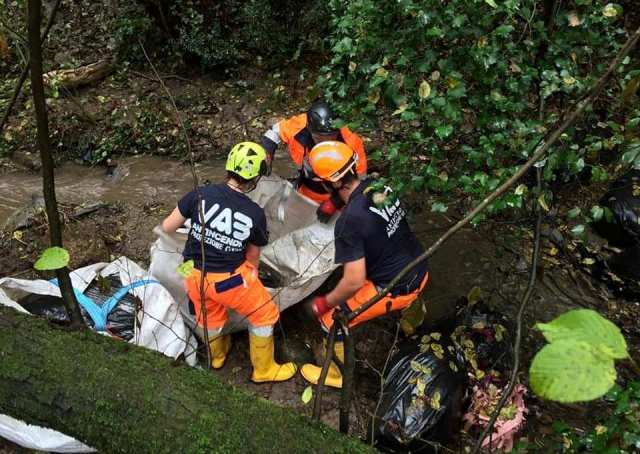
left=0, top=308, right=372, bottom=453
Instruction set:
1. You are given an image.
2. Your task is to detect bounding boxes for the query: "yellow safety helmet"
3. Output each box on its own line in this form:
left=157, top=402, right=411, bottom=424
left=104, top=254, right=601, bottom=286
left=225, top=142, right=268, bottom=180
left=308, top=141, right=357, bottom=182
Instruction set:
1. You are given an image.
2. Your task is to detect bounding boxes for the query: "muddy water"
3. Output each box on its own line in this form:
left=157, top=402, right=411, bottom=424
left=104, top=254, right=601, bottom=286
left=0, top=156, right=298, bottom=221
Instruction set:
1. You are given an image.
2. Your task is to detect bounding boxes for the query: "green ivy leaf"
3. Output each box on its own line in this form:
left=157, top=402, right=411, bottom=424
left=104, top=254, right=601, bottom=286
left=571, top=224, right=585, bottom=236
left=529, top=340, right=617, bottom=403
left=435, top=125, right=453, bottom=139
left=567, top=207, right=581, bottom=219
left=431, top=202, right=448, bottom=213
left=34, top=247, right=70, bottom=271
left=176, top=260, right=195, bottom=278
left=535, top=309, right=628, bottom=360
left=301, top=385, right=313, bottom=404
left=485, top=0, right=498, bottom=8
left=590, top=205, right=604, bottom=221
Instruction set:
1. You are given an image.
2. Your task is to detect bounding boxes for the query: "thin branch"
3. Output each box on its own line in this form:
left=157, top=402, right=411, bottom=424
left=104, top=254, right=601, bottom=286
left=471, top=167, right=543, bottom=454
left=338, top=314, right=354, bottom=434
left=370, top=321, right=401, bottom=445
left=347, top=24, right=640, bottom=324
left=139, top=41, right=213, bottom=368
left=0, top=0, right=62, bottom=134
left=313, top=323, right=337, bottom=420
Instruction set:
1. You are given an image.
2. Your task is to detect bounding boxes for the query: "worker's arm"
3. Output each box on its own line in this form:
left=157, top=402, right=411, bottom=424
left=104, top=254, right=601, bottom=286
left=162, top=207, right=186, bottom=234
left=245, top=243, right=261, bottom=268
left=325, top=258, right=366, bottom=307
left=261, top=120, right=283, bottom=165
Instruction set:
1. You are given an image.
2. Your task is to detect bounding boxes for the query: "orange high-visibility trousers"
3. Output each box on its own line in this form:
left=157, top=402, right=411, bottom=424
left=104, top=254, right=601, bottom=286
left=321, top=273, right=429, bottom=330
left=185, top=261, right=278, bottom=330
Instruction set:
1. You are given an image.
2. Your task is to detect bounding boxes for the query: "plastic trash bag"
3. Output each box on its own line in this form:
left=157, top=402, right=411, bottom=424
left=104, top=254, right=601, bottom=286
left=19, top=275, right=139, bottom=341
left=594, top=169, right=640, bottom=247
left=375, top=337, right=467, bottom=450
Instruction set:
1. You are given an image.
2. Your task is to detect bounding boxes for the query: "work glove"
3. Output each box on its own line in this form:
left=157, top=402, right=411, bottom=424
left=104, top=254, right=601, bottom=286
left=316, top=193, right=345, bottom=223
left=316, top=200, right=338, bottom=223
left=265, top=152, right=274, bottom=176
left=311, top=295, right=332, bottom=319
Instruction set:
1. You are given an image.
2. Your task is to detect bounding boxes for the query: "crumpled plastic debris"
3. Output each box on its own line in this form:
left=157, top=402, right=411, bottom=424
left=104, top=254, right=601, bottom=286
left=463, top=381, right=528, bottom=452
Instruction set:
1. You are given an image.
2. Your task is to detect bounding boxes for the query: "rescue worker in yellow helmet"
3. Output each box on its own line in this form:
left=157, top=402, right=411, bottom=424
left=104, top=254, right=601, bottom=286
left=300, top=141, right=429, bottom=388
left=162, top=142, right=296, bottom=383
left=260, top=100, right=367, bottom=223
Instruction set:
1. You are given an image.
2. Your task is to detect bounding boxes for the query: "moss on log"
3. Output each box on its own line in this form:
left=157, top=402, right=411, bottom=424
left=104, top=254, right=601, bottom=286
left=0, top=308, right=373, bottom=453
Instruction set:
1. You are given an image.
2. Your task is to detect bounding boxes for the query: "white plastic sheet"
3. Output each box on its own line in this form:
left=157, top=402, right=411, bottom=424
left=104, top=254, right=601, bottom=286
left=0, top=257, right=197, bottom=452
left=149, top=175, right=338, bottom=335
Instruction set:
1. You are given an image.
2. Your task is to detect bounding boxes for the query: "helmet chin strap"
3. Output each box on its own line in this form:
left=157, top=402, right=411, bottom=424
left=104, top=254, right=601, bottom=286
left=227, top=175, right=260, bottom=194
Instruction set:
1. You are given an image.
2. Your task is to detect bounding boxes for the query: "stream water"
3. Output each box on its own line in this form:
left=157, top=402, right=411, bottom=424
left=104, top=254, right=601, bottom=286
left=0, top=156, right=227, bottom=221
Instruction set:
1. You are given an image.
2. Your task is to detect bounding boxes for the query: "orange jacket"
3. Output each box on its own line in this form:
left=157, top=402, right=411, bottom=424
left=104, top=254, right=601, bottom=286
left=261, top=113, right=367, bottom=202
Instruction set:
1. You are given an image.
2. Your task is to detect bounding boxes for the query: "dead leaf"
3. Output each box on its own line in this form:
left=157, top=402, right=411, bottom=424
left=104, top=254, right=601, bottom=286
left=429, top=390, right=441, bottom=410
left=567, top=12, right=582, bottom=27
left=467, top=286, right=483, bottom=305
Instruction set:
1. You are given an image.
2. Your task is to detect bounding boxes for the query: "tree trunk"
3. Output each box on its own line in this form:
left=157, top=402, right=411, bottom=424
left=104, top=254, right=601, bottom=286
left=0, top=308, right=372, bottom=453
left=43, top=59, right=115, bottom=91
left=26, top=0, right=84, bottom=326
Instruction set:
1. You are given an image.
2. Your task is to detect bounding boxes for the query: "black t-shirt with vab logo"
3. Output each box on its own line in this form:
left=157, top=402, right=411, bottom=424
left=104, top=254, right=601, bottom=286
left=334, top=180, right=428, bottom=294
left=178, top=183, right=268, bottom=273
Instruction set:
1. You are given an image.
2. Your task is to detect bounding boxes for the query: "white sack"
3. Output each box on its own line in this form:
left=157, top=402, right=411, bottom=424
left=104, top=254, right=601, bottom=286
left=149, top=175, right=338, bottom=334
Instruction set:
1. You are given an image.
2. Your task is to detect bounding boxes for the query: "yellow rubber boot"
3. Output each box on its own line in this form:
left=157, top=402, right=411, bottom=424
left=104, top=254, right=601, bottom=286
left=208, top=334, right=231, bottom=369
left=249, top=333, right=297, bottom=383
left=300, top=341, right=344, bottom=389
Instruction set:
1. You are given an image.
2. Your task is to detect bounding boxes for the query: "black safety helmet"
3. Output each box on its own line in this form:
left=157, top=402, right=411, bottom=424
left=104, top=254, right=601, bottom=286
left=307, top=100, right=339, bottom=135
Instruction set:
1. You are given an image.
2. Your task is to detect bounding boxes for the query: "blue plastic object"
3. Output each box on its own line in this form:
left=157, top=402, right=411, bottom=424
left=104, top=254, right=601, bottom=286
left=49, top=278, right=159, bottom=331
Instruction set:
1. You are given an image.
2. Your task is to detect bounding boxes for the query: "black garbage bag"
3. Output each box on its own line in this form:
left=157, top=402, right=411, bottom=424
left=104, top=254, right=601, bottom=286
left=375, top=336, right=467, bottom=451
left=19, top=274, right=139, bottom=341
left=594, top=170, right=640, bottom=247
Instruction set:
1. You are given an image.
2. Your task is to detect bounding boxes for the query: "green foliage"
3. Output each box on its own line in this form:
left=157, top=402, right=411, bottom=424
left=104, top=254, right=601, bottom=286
left=167, top=0, right=328, bottom=69
left=529, top=309, right=628, bottom=403
left=113, top=2, right=155, bottom=62
left=553, top=381, right=640, bottom=453
left=34, top=247, right=70, bottom=271
left=90, top=103, right=189, bottom=164
left=319, top=0, right=639, bottom=218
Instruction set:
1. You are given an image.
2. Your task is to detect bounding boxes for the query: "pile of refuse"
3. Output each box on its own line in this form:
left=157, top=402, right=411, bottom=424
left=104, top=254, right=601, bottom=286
left=375, top=300, right=528, bottom=452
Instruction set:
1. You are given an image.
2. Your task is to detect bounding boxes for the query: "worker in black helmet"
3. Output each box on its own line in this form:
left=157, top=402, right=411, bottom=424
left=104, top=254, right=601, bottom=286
left=260, top=100, right=367, bottom=222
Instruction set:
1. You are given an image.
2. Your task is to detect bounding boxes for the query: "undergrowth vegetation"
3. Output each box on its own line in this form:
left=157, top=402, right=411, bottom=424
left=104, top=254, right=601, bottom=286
left=318, top=0, right=640, bottom=226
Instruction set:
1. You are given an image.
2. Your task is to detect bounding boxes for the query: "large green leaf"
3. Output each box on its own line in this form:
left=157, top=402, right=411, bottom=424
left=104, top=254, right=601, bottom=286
left=535, top=309, right=628, bottom=359
left=529, top=340, right=617, bottom=403
left=34, top=247, right=70, bottom=271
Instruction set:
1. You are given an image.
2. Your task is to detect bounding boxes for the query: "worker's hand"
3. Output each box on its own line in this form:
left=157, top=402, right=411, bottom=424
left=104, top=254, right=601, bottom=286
left=265, top=152, right=274, bottom=176
left=316, top=199, right=338, bottom=223
left=311, top=295, right=331, bottom=318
